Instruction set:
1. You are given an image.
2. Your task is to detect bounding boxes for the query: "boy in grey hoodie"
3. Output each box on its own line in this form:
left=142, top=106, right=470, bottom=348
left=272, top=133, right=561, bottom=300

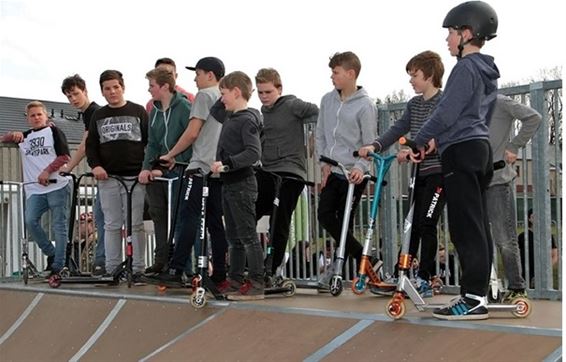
left=315, top=51, right=377, bottom=287
left=412, top=1, right=500, bottom=320
left=255, top=68, right=318, bottom=281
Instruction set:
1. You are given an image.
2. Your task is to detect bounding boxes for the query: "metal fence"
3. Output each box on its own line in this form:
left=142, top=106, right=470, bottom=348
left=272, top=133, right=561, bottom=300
left=0, top=80, right=562, bottom=300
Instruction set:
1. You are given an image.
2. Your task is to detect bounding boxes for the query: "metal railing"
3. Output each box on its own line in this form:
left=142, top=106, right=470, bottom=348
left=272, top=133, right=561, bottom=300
left=0, top=80, right=561, bottom=300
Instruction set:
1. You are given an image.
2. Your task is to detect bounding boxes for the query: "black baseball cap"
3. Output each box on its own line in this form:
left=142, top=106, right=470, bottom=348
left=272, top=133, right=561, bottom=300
left=186, top=57, right=225, bottom=79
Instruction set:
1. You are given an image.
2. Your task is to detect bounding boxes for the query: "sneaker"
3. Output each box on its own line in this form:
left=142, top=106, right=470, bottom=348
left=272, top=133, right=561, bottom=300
left=433, top=294, right=489, bottom=320
left=226, top=280, right=265, bottom=301
left=317, top=264, right=335, bottom=290
left=217, top=279, right=242, bottom=295
left=144, top=263, right=166, bottom=275
left=416, top=277, right=433, bottom=298
left=45, top=255, right=55, bottom=272
left=93, top=265, right=106, bottom=276
left=502, top=290, right=528, bottom=303
left=132, top=272, right=146, bottom=286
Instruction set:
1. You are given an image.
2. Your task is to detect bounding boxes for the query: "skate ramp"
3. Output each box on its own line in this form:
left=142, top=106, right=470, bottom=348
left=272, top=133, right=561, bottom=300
left=0, top=285, right=561, bottom=361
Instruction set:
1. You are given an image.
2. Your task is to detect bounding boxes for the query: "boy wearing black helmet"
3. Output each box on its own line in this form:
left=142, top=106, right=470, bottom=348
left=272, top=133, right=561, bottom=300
left=411, top=1, right=499, bottom=320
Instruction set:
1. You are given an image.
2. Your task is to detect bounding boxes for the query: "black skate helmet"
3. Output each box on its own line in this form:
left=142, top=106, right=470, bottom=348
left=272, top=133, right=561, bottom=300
left=443, top=1, right=498, bottom=41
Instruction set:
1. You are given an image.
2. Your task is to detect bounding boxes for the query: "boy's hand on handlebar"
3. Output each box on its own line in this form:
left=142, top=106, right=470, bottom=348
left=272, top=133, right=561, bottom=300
left=138, top=170, right=153, bottom=184
left=37, top=171, right=50, bottom=186
left=349, top=168, right=364, bottom=184
left=396, top=149, right=410, bottom=163
left=211, top=161, right=224, bottom=174
left=504, top=149, right=517, bottom=164
left=409, top=147, right=425, bottom=163
left=92, top=166, right=108, bottom=180
left=357, top=145, right=375, bottom=159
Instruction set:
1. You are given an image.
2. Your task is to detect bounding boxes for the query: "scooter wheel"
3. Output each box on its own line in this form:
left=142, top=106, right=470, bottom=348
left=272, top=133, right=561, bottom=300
left=386, top=299, right=406, bottom=320
left=511, top=297, right=532, bottom=318
left=351, top=277, right=366, bottom=295
left=48, top=275, right=61, bottom=288
left=330, top=277, right=343, bottom=297
left=59, top=268, right=71, bottom=278
left=281, top=280, right=296, bottom=297
left=191, top=294, right=207, bottom=309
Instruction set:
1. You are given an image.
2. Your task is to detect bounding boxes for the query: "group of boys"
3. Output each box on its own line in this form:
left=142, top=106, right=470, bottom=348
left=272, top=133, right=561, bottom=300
left=3, top=0, right=543, bottom=319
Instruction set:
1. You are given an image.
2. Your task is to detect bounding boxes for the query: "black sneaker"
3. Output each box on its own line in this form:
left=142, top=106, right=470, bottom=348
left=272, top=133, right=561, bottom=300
left=93, top=265, right=106, bottom=276
left=433, top=294, right=489, bottom=320
left=144, top=263, right=166, bottom=275
left=132, top=272, right=146, bottom=286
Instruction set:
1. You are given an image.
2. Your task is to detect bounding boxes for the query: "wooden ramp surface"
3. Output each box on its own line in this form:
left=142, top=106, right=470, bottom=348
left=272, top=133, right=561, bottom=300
left=0, top=283, right=561, bottom=362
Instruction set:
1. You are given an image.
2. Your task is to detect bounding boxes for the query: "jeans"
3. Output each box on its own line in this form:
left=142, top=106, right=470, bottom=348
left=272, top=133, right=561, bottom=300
left=98, top=178, right=146, bottom=274
left=93, top=190, right=105, bottom=267
left=223, top=175, right=263, bottom=282
left=486, top=183, right=526, bottom=290
left=25, top=184, right=70, bottom=272
left=441, top=139, right=493, bottom=297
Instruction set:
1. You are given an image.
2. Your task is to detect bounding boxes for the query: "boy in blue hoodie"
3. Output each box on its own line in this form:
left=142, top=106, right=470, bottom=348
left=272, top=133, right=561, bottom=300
left=315, top=51, right=377, bottom=288
left=412, top=1, right=500, bottom=320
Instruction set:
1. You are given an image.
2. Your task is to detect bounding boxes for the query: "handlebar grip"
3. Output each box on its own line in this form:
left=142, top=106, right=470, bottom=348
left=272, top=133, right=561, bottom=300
left=59, top=171, right=73, bottom=177
left=399, top=137, right=419, bottom=153
left=185, top=167, right=203, bottom=176
left=352, top=151, right=359, bottom=157
left=83, top=172, right=94, bottom=177
left=493, top=160, right=506, bottom=170
left=48, top=179, right=57, bottom=184
left=319, top=155, right=338, bottom=167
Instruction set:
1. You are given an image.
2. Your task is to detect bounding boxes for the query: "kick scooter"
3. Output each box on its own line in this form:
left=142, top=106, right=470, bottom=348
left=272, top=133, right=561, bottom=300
left=385, top=138, right=531, bottom=319
left=0, top=179, right=57, bottom=284
left=351, top=151, right=398, bottom=295
left=295, top=155, right=374, bottom=296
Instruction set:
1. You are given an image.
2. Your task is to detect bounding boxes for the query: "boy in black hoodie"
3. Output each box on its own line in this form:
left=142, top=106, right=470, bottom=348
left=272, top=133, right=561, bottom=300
left=211, top=71, right=264, bottom=300
left=412, top=1, right=500, bottom=320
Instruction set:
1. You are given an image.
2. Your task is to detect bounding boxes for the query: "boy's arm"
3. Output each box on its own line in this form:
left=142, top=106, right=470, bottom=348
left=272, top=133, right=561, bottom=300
left=414, top=66, right=473, bottom=147
left=162, top=117, right=203, bottom=162
left=354, top=102, right=378, bottom=173
left=1, top=131, right=24, bottom=143
left=372, top=101, right=412, bottom=152
left=502, top=97, right=542, bottom=155
left=222, top=120, right=261, bottom=170
left=38, top=127, right=70, bottom=184
left=291, top=98, right=319, bottom=123
left=85, top=113, right=103, bottom=170
left=62, top=131, right=87, bottom=172
left=142, top=110, right=163, bottom=170
left=315, top=99, right=326, bottom=157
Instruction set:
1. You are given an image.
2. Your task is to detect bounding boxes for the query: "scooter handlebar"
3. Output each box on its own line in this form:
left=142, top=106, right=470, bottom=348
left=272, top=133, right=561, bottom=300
left=319, top=155, right=338, bottom=167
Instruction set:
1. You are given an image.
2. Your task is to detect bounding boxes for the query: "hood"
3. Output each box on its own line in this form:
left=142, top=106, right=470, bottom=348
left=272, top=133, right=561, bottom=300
left=236, top=107, right=263, bottom=128
left=464, top=53, right=500, bottom=95
left=152, top=91, right=185, bottom=112
left=261, top=95, right=296, bottom=113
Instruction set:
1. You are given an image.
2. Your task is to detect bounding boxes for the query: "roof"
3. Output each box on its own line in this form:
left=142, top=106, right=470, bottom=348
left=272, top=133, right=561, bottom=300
left=0, top=96, right=85, bottom=144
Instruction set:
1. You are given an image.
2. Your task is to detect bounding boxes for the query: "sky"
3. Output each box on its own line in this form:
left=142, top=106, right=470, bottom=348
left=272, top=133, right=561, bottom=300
left=0, top=0, right=564, bottom=110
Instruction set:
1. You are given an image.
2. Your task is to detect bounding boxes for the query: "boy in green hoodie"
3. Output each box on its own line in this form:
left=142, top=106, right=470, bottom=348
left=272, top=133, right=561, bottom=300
left=139, top=67, right=192, bottom=274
